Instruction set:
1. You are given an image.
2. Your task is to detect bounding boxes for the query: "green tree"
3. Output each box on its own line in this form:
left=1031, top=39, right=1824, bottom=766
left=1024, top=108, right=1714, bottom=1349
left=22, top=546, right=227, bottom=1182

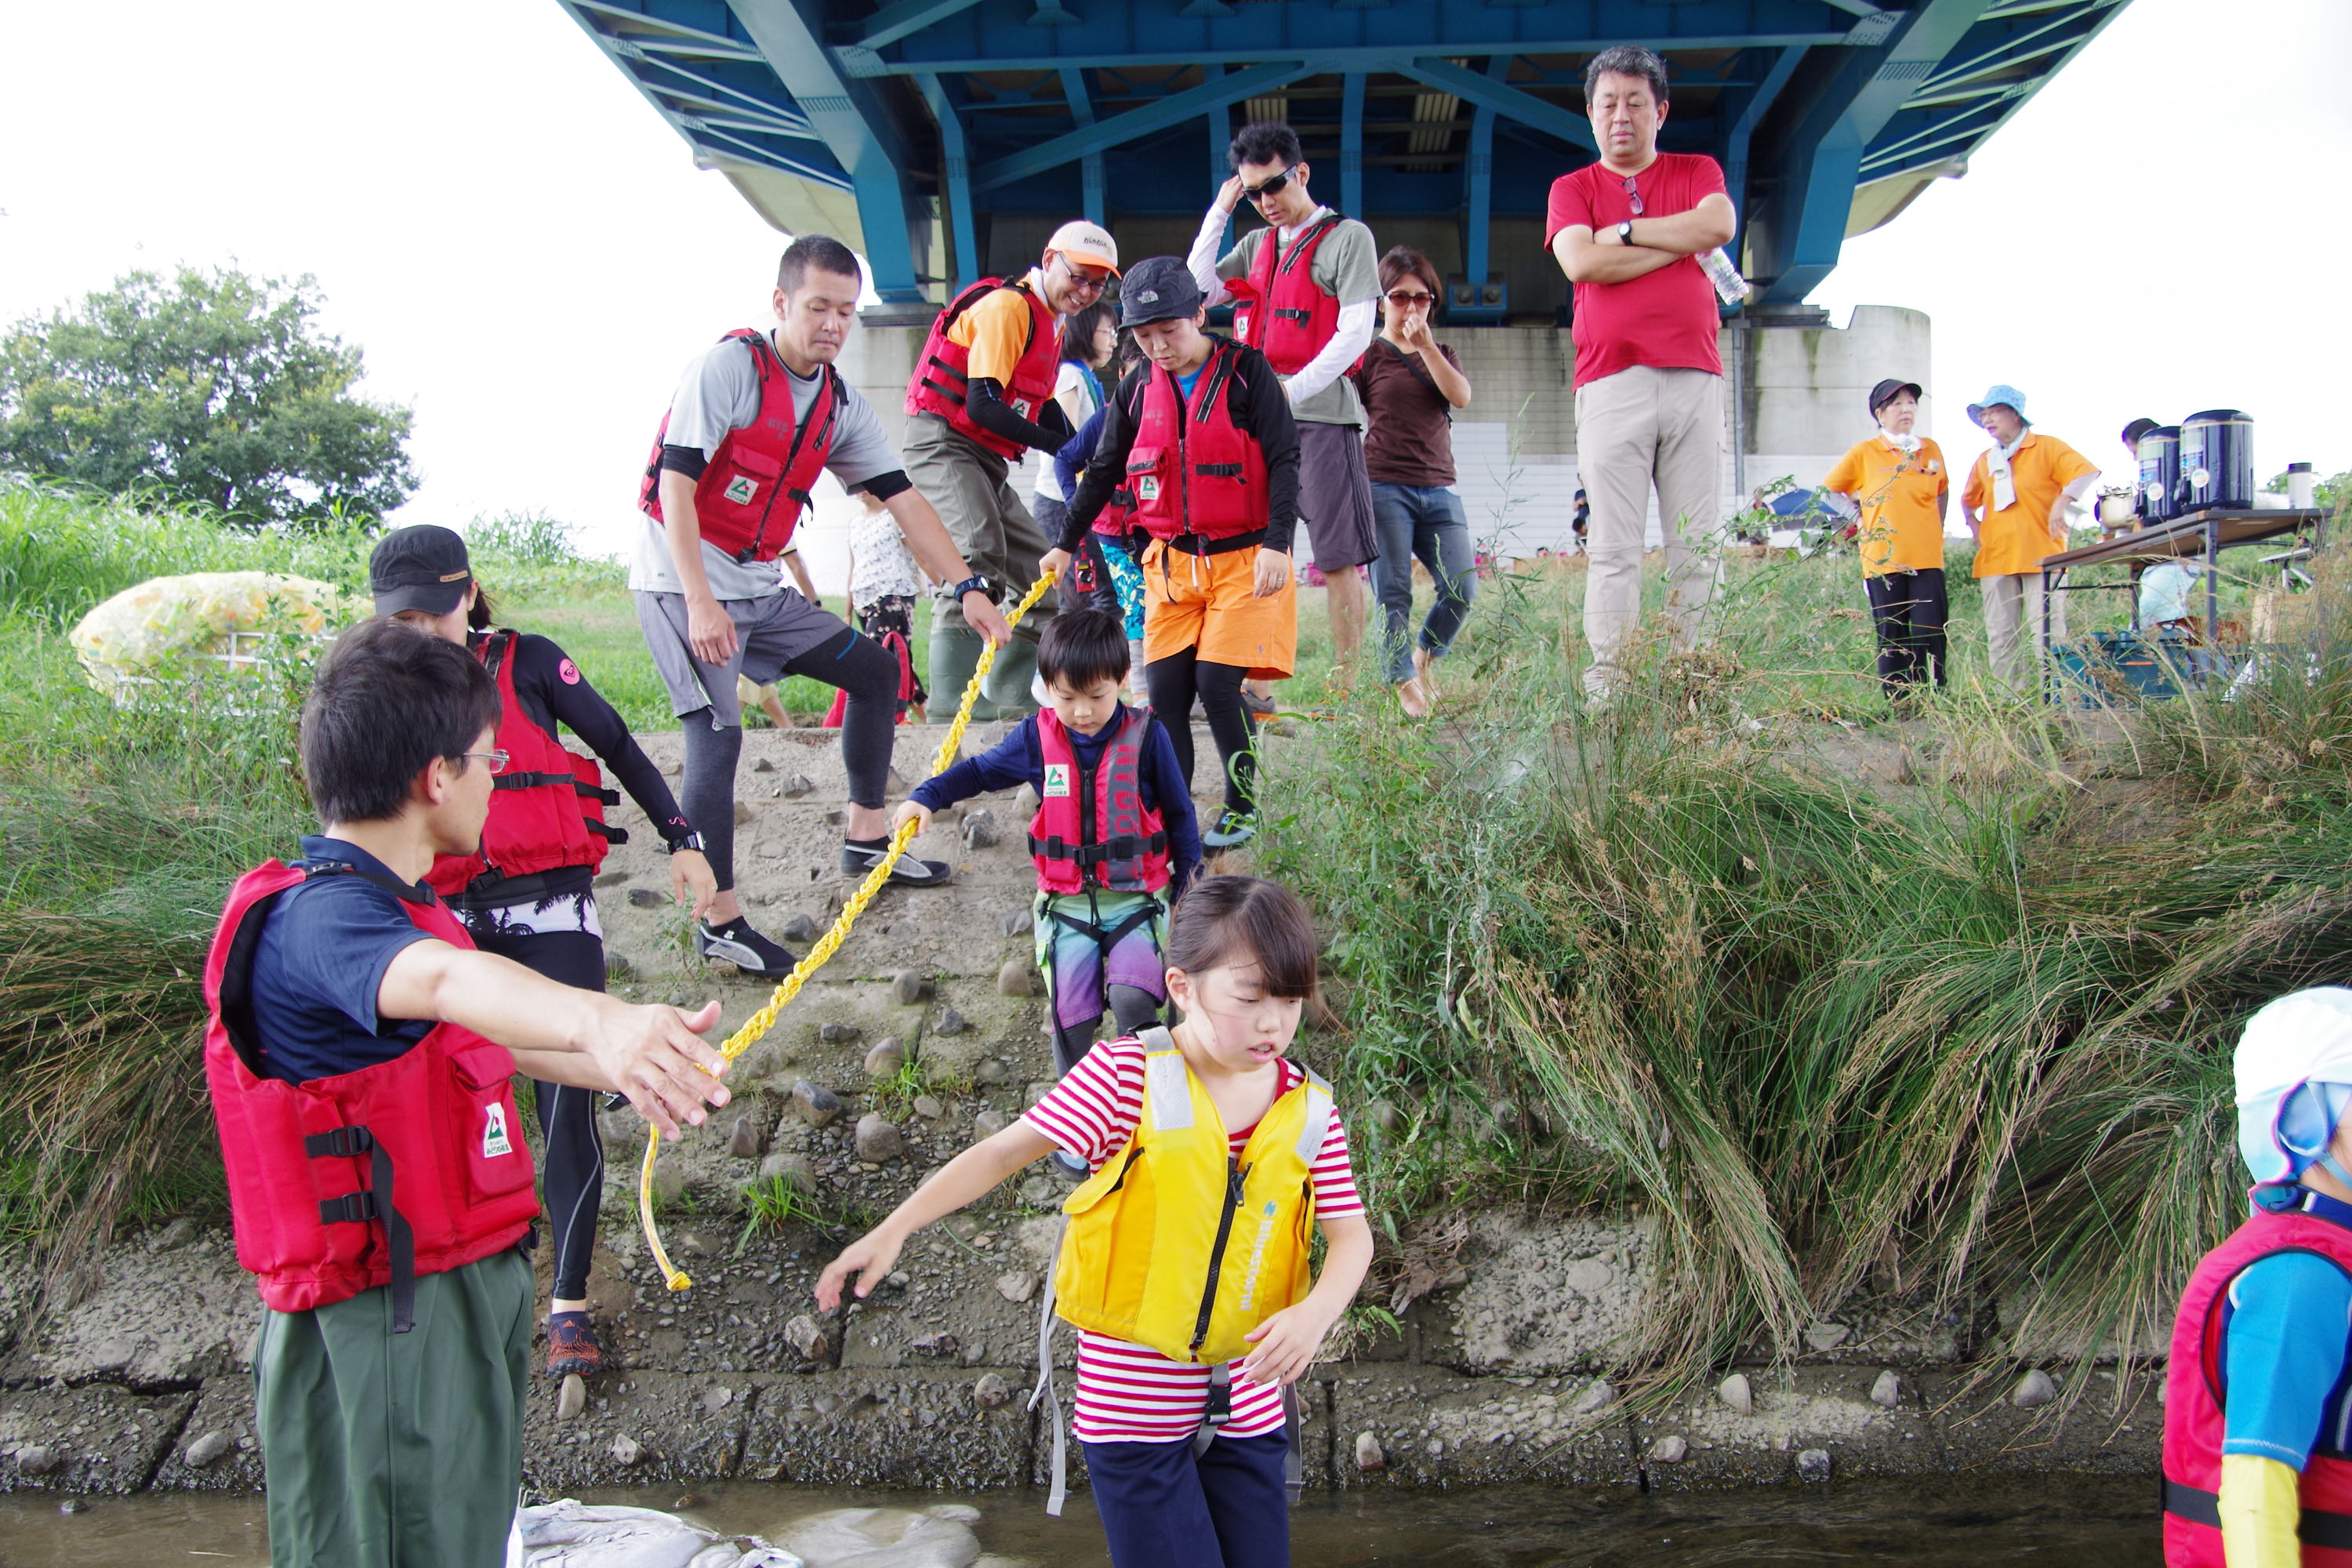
left=0, top=266, right=416, bottom=525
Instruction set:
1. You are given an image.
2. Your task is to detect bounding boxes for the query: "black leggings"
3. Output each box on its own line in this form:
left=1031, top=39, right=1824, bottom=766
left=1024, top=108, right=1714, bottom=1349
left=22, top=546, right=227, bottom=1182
left=1864, top=568, right=1948, bottom=693
left=464, top=925, right=605, bottom=1303
left=1146, top=648, right=1254, bottom=814
left=683, top=626, right=900, bottom=891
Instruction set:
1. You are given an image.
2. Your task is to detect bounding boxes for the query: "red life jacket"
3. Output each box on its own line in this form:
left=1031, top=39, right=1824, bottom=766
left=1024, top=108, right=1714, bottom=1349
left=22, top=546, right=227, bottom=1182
left=1093, top=482, right=1138, bottom=539
left=1028, top=706, right=1171, bottom=895
left=1126, top=342, right=1269, bottom=544
left=1229, top=212, right=1349, bottom=376
left=202, top=860, right=542, bottom=1329
left=906, top=278, right=1063, bottom=461
left=639, top=328, right=844, bottom=564
left=426, top=631, right=624, bottom=899
left=2161, top=1189, right=2352, bottom=1566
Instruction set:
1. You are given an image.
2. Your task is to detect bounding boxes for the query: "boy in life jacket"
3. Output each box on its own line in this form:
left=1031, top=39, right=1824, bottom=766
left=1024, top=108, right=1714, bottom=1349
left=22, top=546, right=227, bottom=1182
left=371, top=524, right=717, bottom=1382
left=634, top=234, right=1013, bottom=981
left=1042, top=256, right=1302, bottom=853
left=1187, top=121, right=1382, bottom=680
left=2162, top=987, right=2352, bottom=1567
left=905, top=220, right=1122, bottom=720
left=891, top=608, right=1201, bottom=1097
left=818, top=877, right=1373, bottom=1568
left=205, top=619, right=731, bottom=1568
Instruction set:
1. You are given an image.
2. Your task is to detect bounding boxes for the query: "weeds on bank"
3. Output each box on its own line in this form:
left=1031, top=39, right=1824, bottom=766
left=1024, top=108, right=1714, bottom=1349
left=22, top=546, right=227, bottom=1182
left=1264, top=517, right=2352, bottom=1401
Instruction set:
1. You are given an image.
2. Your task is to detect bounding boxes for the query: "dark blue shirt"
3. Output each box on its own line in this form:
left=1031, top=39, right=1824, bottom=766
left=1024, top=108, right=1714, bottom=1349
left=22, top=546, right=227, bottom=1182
left=247, top=837, right=439, bottom=1084
left=1054, top=408, right=1106, bottom=505
left=909, top=706, right=1201, bottom=892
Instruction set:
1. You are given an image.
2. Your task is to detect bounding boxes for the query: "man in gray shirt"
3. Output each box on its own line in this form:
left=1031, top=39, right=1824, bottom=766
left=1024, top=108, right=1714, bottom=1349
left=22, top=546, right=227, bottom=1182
left=633, top=235, right=1011, bottom=978
left=1188, top=122, right=1382, bottom=679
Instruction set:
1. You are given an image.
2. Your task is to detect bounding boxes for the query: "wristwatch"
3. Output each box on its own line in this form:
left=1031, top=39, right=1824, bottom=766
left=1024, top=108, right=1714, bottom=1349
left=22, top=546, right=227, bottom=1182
left=951, top=574, right=996, bottom=603
left=1617, top=220, right=1635, bottom=247
left=668, top=832, right=706, bottom=855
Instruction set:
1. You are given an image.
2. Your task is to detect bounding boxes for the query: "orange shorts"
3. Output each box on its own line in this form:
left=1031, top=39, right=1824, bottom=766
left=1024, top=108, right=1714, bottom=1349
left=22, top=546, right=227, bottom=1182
left=1138, top=539, right=1298, bottom=679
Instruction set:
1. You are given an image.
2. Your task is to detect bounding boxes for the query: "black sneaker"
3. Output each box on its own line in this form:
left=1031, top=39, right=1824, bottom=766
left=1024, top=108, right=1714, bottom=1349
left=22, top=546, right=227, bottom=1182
left=695, top=916, right=801, bottom=978
left=1202, top=809, right=1258, bottom=851
left=1240, top=689, right=1277, bottom=723
left=840, top=840, right=955, bottom=887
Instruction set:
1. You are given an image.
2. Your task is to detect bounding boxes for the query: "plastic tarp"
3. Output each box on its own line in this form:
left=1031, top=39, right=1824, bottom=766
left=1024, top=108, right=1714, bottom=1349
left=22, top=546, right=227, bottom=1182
left=512, top=1500, right=804, bottom=1568
left=67, top=570, right=358, bottom=694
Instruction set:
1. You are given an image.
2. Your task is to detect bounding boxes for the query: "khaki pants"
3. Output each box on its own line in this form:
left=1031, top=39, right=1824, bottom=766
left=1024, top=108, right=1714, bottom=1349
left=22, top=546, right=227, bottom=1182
left=1979, top=571, right=2066, bottom=694
left=1573, top=365, right=1726, bottom=695
left=902, top=415, right=1056, bottom=644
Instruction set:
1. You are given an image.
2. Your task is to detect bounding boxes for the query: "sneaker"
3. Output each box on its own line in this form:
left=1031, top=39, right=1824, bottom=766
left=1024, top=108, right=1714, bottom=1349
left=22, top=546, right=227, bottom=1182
left=1051, top=1149, right=1090, bottom=1181
left=546, top=1311, right=604, bottom=1379
left=1240, top=689, right=1277, bottom=722
left=695, top=916, right=801, bottom=978
left=1202, top=809, right=1258, bottom=851
left=840, top=840, right=954, bottom=887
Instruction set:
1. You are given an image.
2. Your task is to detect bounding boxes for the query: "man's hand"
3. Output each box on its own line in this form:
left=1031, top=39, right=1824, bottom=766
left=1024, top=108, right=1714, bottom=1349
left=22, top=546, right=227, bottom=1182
left=964, top=591, right=1013, bottom=648
left=685, top=592, right=739, bottom=665
left=583, top=998, right=730, bottom=1139
left=1253, top=547, right=1292, bottom=599
left=670, top=848, right=717, bottom=920
left=1215, top=173, right=1247, bottom=216
left=890, top=800, right=934, bottom=835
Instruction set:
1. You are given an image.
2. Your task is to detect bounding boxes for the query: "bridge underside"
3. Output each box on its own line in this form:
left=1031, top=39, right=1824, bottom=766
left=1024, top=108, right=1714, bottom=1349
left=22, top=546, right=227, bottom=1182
left=561, top=0, right=2128, bottom=316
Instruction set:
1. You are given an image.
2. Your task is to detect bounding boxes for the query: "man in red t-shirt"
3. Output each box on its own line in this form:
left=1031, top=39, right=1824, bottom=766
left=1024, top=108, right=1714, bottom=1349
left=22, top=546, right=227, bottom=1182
left=1544, top=45, right=1738, bottom=700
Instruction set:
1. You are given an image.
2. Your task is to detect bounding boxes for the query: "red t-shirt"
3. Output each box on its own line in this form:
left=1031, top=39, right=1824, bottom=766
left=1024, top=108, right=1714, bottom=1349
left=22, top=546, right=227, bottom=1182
left=1544, top=153, right=1727, bottom=390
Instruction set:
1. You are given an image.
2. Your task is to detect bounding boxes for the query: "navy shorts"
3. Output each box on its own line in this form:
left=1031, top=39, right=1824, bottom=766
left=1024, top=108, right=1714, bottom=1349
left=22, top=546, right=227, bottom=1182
left=1083, top=1430, right=1290, bottom=1568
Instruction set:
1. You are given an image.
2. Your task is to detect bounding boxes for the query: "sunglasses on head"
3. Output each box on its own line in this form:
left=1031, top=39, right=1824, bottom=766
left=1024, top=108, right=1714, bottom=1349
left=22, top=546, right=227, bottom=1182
left=1242, top=167, right=1295, bottom=201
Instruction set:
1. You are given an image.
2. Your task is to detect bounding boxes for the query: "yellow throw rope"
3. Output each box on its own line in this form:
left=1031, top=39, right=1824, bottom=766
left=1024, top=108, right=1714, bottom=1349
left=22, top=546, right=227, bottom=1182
left=639, top=571, right=1059, bottom=1291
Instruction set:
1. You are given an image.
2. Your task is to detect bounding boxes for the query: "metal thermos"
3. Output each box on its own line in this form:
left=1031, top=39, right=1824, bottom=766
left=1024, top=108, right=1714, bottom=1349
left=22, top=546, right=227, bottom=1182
left=2179, top=408, right=2254, bottom=512
left=2137, top=426, right=2180, bottom=521
left=2288, top=462, right=2316, bottom=509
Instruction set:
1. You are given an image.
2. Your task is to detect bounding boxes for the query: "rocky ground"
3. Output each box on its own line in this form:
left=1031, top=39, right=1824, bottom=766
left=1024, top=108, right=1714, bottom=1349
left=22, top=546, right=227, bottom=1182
left=0, top=719, right=2165, bottom=1502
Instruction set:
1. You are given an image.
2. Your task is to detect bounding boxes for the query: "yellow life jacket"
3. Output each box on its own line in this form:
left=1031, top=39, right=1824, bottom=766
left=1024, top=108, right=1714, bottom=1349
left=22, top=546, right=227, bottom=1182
left=1050, top=1027, right=1334, bottom=1365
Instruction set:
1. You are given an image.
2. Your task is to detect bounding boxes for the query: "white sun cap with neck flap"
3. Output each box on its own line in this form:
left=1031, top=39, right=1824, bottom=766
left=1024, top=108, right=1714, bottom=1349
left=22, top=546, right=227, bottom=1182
left=2236, top=987, right=2352, bottom=1187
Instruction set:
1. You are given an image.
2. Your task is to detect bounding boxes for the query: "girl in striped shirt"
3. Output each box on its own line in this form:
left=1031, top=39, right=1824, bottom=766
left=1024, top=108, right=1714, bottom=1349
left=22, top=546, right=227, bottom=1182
left=818, top=877, right=1373, bottom=1568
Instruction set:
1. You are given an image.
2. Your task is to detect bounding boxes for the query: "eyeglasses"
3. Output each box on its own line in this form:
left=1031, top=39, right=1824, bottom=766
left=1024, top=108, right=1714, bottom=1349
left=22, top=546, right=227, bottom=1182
left=1621, top=175, right=1645, bottom=216
left=463, top=749, right=510, bottom=775
left=1241, top=167, right=1295, bottom=203
left=1058, top=257, right=1112, bottom=293
left=1384, top=289, right=1434, bottom=307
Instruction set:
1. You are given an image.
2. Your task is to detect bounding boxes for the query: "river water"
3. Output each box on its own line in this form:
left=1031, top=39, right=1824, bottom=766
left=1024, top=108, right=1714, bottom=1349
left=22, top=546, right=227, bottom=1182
left=0, top=1475, right=2159, bottom=1565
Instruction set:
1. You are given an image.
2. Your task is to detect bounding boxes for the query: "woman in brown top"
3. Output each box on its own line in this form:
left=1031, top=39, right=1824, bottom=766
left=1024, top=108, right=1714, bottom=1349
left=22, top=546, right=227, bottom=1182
left=1352, top=247, right=1475, bottom=717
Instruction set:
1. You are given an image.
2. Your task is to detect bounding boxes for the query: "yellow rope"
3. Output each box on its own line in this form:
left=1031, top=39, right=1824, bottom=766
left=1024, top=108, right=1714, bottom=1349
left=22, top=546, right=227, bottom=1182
left=639, top=571, right=1060, bottom=1291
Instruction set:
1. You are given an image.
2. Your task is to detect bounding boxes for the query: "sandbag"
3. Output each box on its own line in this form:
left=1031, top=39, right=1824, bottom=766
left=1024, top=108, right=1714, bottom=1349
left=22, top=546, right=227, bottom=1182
left=68, top=570, right=359, bottom=696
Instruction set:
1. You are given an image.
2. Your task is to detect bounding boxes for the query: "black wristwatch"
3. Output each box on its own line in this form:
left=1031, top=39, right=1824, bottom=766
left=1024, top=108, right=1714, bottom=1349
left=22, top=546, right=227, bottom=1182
left=1617, top=220, right=1635, bottom=247
left=667, top=833, right=706, bottom=855
left=952, top=575, right=996, bottom=603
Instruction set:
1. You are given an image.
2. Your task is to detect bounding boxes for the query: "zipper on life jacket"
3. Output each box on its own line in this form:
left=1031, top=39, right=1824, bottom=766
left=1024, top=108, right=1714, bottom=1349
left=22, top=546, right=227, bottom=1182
left=1190, top=1159, right=1251, bottom=1356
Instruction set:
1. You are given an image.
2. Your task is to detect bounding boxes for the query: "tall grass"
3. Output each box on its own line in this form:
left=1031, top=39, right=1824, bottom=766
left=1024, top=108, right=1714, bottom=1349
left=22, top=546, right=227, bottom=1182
left=1264, top=525, right=2352, bottom=1398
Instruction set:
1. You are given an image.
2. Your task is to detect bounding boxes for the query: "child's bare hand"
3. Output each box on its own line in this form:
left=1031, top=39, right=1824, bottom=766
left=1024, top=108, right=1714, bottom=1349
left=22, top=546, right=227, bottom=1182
left=1236, top=1302, right=1333, bottom=1388
left=815, top=1229, right=905, bottom=1311
left=890, top=800, right=932, bottom=834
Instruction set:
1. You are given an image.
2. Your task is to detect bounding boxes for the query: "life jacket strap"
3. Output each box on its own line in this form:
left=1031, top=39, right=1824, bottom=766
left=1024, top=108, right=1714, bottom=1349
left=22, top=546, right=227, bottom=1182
left=1029, top=832, right=1171, bottom=866
left=1166, top=528, right=1267, bottom=558
left=494, top=771, right=575, bottom=791
left=1030, top=1215, right=1070, bottom=1517
left=585, top=821, right=630, bottom=845
left=1193, top=463, right=1247, bottom=478
left=1272, top=308, right=1316, bottom=323
left=2162, top=1476, right=2352, bottom=1549
left=1191, top=1360, right=1233, bottom=1457
left=303, top=1125, right=416, bottom=1334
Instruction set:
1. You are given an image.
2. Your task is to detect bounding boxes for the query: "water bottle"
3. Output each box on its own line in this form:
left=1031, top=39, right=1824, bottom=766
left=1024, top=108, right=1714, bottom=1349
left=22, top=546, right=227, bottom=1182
left=1697, top=247, right=1750, bottom=305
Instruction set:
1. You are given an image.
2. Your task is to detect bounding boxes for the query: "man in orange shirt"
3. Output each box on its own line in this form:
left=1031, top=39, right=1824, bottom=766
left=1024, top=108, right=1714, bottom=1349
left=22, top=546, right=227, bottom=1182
left=1958, top=384, right=2100, bottom=693
left=905, top=221, right=1121, bottom=717
left=1821, top=378, right=1948, bottom=696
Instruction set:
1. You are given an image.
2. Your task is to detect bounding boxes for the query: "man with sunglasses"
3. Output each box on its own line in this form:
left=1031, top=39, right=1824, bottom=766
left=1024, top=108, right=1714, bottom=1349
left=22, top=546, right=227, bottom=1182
left=905, top=220, right=1122, bottom=716
left=1544, top=45, right=1738, bottom=702
left=1187, top=122, right=1382, bottom=681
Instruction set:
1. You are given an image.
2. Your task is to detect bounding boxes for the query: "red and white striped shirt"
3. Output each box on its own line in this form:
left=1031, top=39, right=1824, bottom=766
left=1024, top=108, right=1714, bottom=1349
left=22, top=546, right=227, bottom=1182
left=1022, top=1034, right=1363, bottom=1444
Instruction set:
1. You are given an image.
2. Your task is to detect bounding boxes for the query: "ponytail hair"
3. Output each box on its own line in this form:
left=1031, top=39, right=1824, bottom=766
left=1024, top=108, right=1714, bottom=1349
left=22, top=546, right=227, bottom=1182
left=1164, top=876, right=1320, bottom=1005
left=466, top=583, right=495, bottom=631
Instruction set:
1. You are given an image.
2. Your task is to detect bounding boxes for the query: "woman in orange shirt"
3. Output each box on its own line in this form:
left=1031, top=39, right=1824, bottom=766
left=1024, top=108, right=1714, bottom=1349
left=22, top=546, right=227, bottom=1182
left=1821, top=378, right=1949, bottom=696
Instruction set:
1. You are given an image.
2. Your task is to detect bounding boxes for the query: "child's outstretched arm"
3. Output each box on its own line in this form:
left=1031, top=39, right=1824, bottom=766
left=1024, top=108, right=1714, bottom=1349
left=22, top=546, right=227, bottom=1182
left=1236, top=1212, right=1374, bottom=1388
left=815, top=1121, right=1056, bottom=1308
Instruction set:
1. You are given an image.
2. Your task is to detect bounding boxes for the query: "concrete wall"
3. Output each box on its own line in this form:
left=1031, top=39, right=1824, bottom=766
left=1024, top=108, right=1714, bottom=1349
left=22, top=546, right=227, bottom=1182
left=811, top=302, right=1933, bottom=572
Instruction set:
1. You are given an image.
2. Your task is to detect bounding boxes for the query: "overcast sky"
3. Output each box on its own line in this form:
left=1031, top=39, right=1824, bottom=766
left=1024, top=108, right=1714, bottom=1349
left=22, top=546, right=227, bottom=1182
left=2, top=0, right=2345, bottom=564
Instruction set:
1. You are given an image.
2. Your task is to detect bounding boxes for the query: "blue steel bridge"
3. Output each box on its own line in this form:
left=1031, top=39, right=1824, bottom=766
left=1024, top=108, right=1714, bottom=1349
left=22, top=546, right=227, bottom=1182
left=559, top=0, right=2129, bottom=320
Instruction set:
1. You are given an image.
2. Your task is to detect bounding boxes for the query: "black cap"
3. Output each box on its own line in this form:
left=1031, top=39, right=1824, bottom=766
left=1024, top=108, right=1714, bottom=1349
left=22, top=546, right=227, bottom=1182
left=1867, top=378, right=1922, bottom=417
left=1119, top=256, right=1204, bottom=328
left=369, top=525, right=474, bottom=616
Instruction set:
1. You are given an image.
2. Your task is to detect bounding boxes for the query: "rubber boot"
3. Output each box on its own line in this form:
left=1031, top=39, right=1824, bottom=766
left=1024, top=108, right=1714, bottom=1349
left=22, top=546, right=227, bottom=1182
left=983, top=637, right=1041, bottom=718
left=927, top=619, right=1000, bottom=722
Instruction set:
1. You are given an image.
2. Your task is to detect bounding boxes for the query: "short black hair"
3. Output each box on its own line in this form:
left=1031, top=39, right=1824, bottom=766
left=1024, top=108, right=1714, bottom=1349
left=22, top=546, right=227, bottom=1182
left=2122, top=417, right=2161, bottom=449
left=300, top=618, right=501, bottom=826
left=1229, top=122, right=1303, bottom=172
left=1166, top=876, right=1320, bottom=1004
left=1061, top=302, right=1116, bottom=367
left=1585, top=45, right=1669, bottom=104
left=1037, top=607, right=1129, bottom=691
left=778, top=234, right=862, bottom=296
